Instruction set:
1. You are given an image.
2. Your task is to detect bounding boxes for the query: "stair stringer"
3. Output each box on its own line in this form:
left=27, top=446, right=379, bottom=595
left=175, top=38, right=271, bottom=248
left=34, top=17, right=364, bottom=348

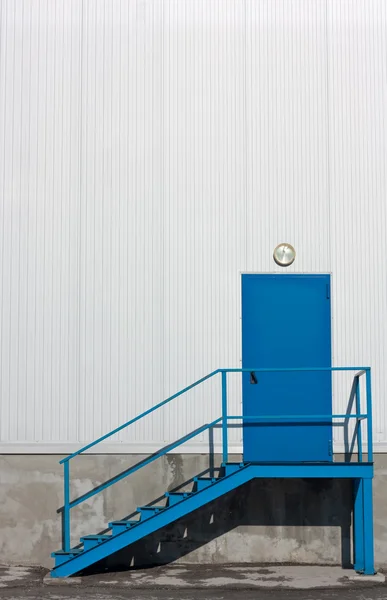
left=51, top=463, right=254, bottom=578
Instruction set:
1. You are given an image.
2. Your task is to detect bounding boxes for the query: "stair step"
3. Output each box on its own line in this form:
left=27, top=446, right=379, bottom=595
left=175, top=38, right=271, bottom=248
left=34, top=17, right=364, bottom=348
left=193, top=476, right=217, bottom=491
left=222, top=462, right=244, bottom=476
left=51, top=549, right=83, bottom=567
left=138, top=505, right=165, bottom=520
left=109, top=520, right=139, bottom=535
left=81, top=535, right=111, bottom=551
left=165, top=491, right=191, bottom=506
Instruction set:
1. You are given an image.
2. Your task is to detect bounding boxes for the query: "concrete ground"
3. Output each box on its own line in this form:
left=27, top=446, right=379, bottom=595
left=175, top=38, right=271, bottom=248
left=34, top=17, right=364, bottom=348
left=43, top=564, right=386, bottom=589
left=3, top=591, right=387, bottom=600
left=1, top=565, right=387, bottom=600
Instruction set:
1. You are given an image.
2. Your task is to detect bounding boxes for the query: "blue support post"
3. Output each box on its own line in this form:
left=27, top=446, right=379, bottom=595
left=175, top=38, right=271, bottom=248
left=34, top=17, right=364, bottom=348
left=365, top=368, right=373, bottom=463
left=355, top=377, right=363, bottom=462
left=63, top=461, right=70, bottom=552
left=221, top=371, right=228, bottom=464
left=363, top=477, right=375, bottom=575
left=353, top=478, right=364, bottom=572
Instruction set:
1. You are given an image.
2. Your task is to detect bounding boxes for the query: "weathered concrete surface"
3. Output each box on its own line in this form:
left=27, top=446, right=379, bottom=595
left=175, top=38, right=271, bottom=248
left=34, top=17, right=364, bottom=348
left=0, top=567, right=45, bottom=589
left=43, top=565, right=386, bottom=589
left=2, top=590, right=387, bottom=600
left=1, top=565, right=385, bottom=591
left=1, top=566, right=387, bottom=600
left=1, top=454, right=387, bottom=570
left=3, top=592, right=387, bottom=600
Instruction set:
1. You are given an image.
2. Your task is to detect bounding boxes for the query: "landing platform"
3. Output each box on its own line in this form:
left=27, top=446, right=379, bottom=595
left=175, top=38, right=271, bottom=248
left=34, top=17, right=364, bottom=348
left=246, top=462, right=373, bottom=479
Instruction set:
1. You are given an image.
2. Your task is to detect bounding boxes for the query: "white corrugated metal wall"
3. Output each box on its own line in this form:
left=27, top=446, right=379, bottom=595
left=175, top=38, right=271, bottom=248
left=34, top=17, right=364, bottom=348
left=0, top=0, right=386, bottom=453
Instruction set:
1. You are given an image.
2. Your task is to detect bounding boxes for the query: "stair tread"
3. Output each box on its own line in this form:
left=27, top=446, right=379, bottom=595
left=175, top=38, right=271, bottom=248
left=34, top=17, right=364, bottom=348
left=165, top=491, right=192, bottom=505
left=81, top=535, right=111, bottom=540
left=109, top=520, right=139, bottom=526
left=52, top=549, right=83, bottom=556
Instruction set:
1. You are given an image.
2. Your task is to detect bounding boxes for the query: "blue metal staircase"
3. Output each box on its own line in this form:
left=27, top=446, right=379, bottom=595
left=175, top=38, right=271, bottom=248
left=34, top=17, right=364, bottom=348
left=51, top=367, right=376, bottom=578
left=52, top=462, right=250, bottom=577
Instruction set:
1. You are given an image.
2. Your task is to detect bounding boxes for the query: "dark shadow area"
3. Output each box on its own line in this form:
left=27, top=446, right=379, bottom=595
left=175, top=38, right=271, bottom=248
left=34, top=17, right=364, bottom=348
left=343, top=377, right=359, bottom=461
left=78, top=476, right=353, bottom=576
left=208, top=425, right=215, bottom=478
left=56, top=422, right=354, bottom=577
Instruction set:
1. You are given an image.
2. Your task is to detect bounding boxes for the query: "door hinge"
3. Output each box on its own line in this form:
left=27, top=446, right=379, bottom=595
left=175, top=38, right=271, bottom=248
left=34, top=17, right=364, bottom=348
left=326, top=283, right=330, bottom=299
left=328, top=440, right=333, bottom=456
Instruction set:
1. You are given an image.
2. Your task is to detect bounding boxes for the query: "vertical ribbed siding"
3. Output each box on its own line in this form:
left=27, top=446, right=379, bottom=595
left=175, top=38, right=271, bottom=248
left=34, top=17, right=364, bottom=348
left=0, top=0, right=386, bottom=451
left=245, top=0, right=331, bottom=275
left=328, top=0, right=387, bottom=446
left=0, top=0, right=83, bottom=445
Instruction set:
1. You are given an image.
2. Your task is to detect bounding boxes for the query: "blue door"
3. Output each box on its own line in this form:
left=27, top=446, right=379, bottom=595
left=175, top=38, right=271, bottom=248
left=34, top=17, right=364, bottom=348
left=242, top=274, right=332, bottom=463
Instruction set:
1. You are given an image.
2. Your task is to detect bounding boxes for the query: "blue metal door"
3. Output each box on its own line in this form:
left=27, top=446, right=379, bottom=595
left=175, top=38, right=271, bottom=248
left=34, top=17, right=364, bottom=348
left=242, top=274, right=332, bottom=463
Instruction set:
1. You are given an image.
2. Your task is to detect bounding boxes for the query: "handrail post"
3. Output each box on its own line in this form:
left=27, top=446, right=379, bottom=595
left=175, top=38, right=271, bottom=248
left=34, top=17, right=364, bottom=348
left=221, top=371, right=228, bottom=464
left=63, top=461, right=70, bottom=552
left=365, top=368, right=373, bottom=462
left=355, top=376, right=363, bottom=462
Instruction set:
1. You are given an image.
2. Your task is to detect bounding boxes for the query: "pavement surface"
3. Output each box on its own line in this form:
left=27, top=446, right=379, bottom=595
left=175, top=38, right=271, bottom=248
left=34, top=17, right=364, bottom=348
left=43, top=564, right=386, bottom=589
left=1, top=565, right=387, bottom=600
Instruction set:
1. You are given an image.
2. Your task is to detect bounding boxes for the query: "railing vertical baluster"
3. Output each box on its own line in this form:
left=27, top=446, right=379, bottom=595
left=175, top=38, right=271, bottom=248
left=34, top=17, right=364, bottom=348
left=355, top=376, right=363, bottom=463
left=365, top=368, right=373, bottom=463
left=221, top=371, right=228, bottom=464
left=63, top=461, right=70, bottom=552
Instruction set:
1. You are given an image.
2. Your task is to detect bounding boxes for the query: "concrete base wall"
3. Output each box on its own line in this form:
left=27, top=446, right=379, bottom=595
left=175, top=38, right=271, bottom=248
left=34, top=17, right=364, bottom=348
left=1, top=454, right=387, bottom=570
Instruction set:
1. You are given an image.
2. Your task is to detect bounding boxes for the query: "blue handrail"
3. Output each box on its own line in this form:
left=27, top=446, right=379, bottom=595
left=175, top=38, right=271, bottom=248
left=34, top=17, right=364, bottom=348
left=60, top=370, right=221, bottom=464
left=69, top=418, right=223, bottom=509
left=225, top=367, right=369, bottom=372
left=227, top=414, right=367, bottom=420
left=60, top=366, right=372, bottom=552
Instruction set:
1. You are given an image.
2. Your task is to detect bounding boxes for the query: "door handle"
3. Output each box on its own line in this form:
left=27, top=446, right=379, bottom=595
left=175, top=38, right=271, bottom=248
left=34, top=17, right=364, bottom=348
left=250, top=371, right=258, bottom=385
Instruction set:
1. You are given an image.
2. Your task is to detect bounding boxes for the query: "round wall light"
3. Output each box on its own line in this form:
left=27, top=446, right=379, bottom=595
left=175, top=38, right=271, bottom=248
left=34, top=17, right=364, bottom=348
left=273, top=243, right=296, bottom=267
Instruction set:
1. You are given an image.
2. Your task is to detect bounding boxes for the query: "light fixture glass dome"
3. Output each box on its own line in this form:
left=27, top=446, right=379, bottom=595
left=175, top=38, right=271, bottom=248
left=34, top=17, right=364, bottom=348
left=273, top=243, right=296, bottom=267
